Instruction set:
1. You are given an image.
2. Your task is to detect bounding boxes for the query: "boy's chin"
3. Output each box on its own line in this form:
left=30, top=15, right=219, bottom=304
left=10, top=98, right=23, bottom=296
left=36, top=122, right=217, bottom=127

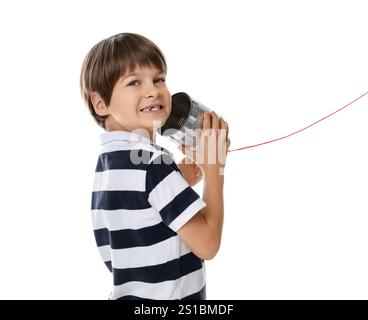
left=152, top=114, right=169, bottom=127
left=137, top=113, right=170, bottom=134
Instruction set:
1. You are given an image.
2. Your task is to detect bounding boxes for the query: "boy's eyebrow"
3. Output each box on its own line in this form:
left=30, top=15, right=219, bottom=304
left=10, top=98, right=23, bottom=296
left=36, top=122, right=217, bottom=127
left=120, top=70, right=165, bottom=82
left=120, top=72, right=139, bottom=81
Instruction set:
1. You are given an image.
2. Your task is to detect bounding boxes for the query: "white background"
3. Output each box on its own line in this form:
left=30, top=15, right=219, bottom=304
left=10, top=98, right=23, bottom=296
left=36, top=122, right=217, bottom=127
left=0, top=0, right=367, bottom=299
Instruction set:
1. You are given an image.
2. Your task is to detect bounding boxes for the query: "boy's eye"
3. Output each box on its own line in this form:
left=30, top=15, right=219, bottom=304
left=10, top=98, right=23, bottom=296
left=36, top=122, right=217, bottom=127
left=154, top=77, right=165, bottom=84
left=127, top=80, right=139, bottom=86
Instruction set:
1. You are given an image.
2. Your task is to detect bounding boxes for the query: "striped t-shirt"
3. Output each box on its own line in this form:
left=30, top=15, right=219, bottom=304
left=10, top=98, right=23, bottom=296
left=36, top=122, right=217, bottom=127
left=91, top=131, right=207, bottom=300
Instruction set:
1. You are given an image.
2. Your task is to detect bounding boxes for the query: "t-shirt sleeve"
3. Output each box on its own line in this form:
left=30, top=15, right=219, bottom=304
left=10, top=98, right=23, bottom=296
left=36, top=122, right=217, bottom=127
left=146, top=152, right=206, bottom=232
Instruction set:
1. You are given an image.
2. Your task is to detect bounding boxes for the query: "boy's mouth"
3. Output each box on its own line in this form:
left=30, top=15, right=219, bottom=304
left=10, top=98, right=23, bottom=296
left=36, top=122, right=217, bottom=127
left=140, top=104, right=164, bottom=113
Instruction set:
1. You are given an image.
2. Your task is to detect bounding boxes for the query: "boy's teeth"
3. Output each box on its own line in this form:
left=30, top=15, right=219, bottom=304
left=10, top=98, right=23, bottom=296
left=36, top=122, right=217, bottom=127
left=142, top=105, right=161, bottom=112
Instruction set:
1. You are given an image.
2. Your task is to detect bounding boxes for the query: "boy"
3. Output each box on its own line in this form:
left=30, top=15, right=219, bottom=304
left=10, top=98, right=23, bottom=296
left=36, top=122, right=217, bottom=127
left=80, top=33, right=230, bottom=300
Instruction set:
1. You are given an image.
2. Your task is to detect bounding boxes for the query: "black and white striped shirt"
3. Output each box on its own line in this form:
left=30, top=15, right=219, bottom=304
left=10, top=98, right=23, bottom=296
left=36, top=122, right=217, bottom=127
left=91, top=131, right=206, bottom=300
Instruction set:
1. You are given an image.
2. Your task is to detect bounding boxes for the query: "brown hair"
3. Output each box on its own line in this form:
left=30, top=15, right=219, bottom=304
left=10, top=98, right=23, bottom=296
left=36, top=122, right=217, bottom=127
left=80, top=33, right=167, bottom=128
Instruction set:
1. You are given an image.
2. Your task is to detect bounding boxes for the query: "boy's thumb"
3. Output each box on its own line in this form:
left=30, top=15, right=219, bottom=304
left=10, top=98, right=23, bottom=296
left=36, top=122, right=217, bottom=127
left=178, top=144, right=195, bottom=161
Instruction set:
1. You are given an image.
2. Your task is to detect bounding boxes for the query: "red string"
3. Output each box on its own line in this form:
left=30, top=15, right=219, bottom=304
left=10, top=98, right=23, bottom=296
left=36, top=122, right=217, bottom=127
left=228, top=90, right=368, bottom=152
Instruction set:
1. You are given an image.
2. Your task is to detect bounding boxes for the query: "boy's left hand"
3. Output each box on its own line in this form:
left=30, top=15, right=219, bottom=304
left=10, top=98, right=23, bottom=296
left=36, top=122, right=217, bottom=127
left=178, top=157, right=203, bottom=187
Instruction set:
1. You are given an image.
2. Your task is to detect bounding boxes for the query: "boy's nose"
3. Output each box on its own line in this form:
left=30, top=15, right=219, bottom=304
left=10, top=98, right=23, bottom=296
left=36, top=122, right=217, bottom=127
left=143, top=84, right=161, bottom=98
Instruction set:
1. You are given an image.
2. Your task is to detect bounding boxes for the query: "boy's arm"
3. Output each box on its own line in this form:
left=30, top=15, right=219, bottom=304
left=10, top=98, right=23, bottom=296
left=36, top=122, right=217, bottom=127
left=177, top=112, right=229, bottom=260
left=177, top=168, right=224, bottom=260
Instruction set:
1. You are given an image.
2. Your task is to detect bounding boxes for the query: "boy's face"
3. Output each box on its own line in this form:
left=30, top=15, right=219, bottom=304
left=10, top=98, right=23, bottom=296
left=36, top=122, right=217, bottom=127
left=99, top=65, right=171, bottom=138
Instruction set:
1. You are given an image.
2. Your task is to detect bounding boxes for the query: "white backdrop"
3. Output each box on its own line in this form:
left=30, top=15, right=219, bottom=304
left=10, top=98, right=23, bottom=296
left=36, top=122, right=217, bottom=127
left=0, top=0, right=367, bottom=299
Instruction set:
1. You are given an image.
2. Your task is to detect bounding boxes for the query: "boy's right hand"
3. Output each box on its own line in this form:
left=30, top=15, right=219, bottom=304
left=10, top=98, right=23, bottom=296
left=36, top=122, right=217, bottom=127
left=180, top=112, right=230, bottom=175
left=177, top=112, right=229, bottom=260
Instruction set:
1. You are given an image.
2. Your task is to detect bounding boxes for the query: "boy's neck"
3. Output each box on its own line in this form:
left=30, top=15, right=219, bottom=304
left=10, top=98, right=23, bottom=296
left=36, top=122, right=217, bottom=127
left=104, top=117, right=157, bottom=143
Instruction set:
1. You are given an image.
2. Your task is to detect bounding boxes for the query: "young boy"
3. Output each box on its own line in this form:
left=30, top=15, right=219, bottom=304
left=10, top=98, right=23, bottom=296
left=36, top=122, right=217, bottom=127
left=80, top=33, right=230, bottom=300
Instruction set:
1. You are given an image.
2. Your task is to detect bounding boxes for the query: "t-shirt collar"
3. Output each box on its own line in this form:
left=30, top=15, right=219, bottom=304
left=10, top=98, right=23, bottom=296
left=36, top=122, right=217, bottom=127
left=100, top=131, right=152, bottom=145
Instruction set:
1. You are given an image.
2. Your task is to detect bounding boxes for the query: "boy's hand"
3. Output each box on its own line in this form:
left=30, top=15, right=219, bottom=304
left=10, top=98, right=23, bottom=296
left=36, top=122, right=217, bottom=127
left=178, top=157, right=203, bottom=187
left=180, top=112, right=230, bottom=175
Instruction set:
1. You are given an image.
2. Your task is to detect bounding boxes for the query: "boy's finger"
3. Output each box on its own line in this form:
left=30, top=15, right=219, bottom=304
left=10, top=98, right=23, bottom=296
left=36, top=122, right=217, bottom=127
left=219, top=118, right=227, bottom=140
left=202, top=112, right=211, bottom=130
left=220, top=118, right=228, bottom=132
left=219, top=117, right=225, bottom=129
left=224, top=120, right=229, bottom=140
left=211, top=111, right=219, bottom=130
left=180, top=144, right=197, bottom=163
left=226, top=138, right=231, bottom=152
left=220, top=117, right=230, bottom=140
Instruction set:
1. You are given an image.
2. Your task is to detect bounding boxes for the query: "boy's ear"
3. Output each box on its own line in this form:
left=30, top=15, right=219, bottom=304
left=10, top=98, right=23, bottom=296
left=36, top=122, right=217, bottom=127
left=91, top=92, right=110, bottom=116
